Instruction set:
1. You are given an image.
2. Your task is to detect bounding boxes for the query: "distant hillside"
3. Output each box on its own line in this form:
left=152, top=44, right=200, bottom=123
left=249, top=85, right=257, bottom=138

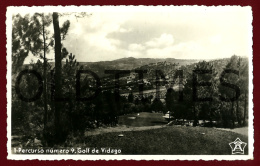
left=79, top=57, right=199, bottom=69
left=74, top=57, right=200, bottom=77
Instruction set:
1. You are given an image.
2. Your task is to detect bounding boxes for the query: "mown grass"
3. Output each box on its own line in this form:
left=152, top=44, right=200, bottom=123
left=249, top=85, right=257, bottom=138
left=118, top=112, right=168, bottom=127
left=79, top=126, right=248, bottom=155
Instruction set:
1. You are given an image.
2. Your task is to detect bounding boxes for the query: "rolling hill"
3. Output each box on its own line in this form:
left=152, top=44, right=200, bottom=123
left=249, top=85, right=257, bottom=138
left=75, top=57, right=200, bottom=77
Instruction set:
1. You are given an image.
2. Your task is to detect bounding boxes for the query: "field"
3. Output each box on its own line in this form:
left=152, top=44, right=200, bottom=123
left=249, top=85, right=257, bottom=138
left=82, top=126, right=248, bottom=155
left=80, top=112, right=249, bottom=155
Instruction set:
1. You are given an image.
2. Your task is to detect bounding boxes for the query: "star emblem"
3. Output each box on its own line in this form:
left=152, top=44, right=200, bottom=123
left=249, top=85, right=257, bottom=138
left=229, top=138, right=247, bottom=154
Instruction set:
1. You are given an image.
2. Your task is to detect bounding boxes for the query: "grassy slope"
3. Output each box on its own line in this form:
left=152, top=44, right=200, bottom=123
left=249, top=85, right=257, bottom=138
left=81, top=126, right=248, bottom=155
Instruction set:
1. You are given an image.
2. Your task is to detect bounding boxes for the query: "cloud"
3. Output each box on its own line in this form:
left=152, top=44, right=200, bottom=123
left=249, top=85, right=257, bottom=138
left=24, top=6, right=252, bottom=63
left=145, top=41, right=204, bottom=59
left=128, top=43, right=145, bottom=51
left=145, top=33, right=174, bottom=48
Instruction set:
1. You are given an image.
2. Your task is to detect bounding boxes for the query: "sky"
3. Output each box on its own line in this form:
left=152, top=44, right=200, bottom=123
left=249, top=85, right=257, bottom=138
left=22, top=6, right=252, bottom=63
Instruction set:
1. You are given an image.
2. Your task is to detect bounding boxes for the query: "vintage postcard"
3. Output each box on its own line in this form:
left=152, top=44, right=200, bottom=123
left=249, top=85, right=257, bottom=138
left=6, top=6, right=253, bottom=160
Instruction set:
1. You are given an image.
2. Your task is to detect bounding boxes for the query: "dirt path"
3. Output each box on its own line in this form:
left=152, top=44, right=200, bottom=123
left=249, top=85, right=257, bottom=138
left=85, top=125, right=166, bottom=137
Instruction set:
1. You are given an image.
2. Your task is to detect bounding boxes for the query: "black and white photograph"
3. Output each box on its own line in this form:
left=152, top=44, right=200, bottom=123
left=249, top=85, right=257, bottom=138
left=6, top=6, right=253, bottom=160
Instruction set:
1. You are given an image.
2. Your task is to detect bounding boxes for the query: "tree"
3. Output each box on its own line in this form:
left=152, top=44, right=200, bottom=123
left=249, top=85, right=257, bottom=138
left=32, top=13, right=54, bottom=132
left=12, top=13, right=70, bottom=135
left=12, top=13, right=52, bottom=136
left=237, top=57, right=249, bottom=126
left=217, top=55, right=249, bottom=128
left=165, top=88, right=175, bottom=118
left=128, top=92, right=134, bottom=103
left=52, top=12, right=63, bottom=142
left=12, top=14, right=43, bottom=72
left=151, top=98, right=166, bottom=113
left=182, top=61, right=219, bottom=126
left=193, top=61, right=219, bottom=124
left=182, top=67, right=196, bottom=125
